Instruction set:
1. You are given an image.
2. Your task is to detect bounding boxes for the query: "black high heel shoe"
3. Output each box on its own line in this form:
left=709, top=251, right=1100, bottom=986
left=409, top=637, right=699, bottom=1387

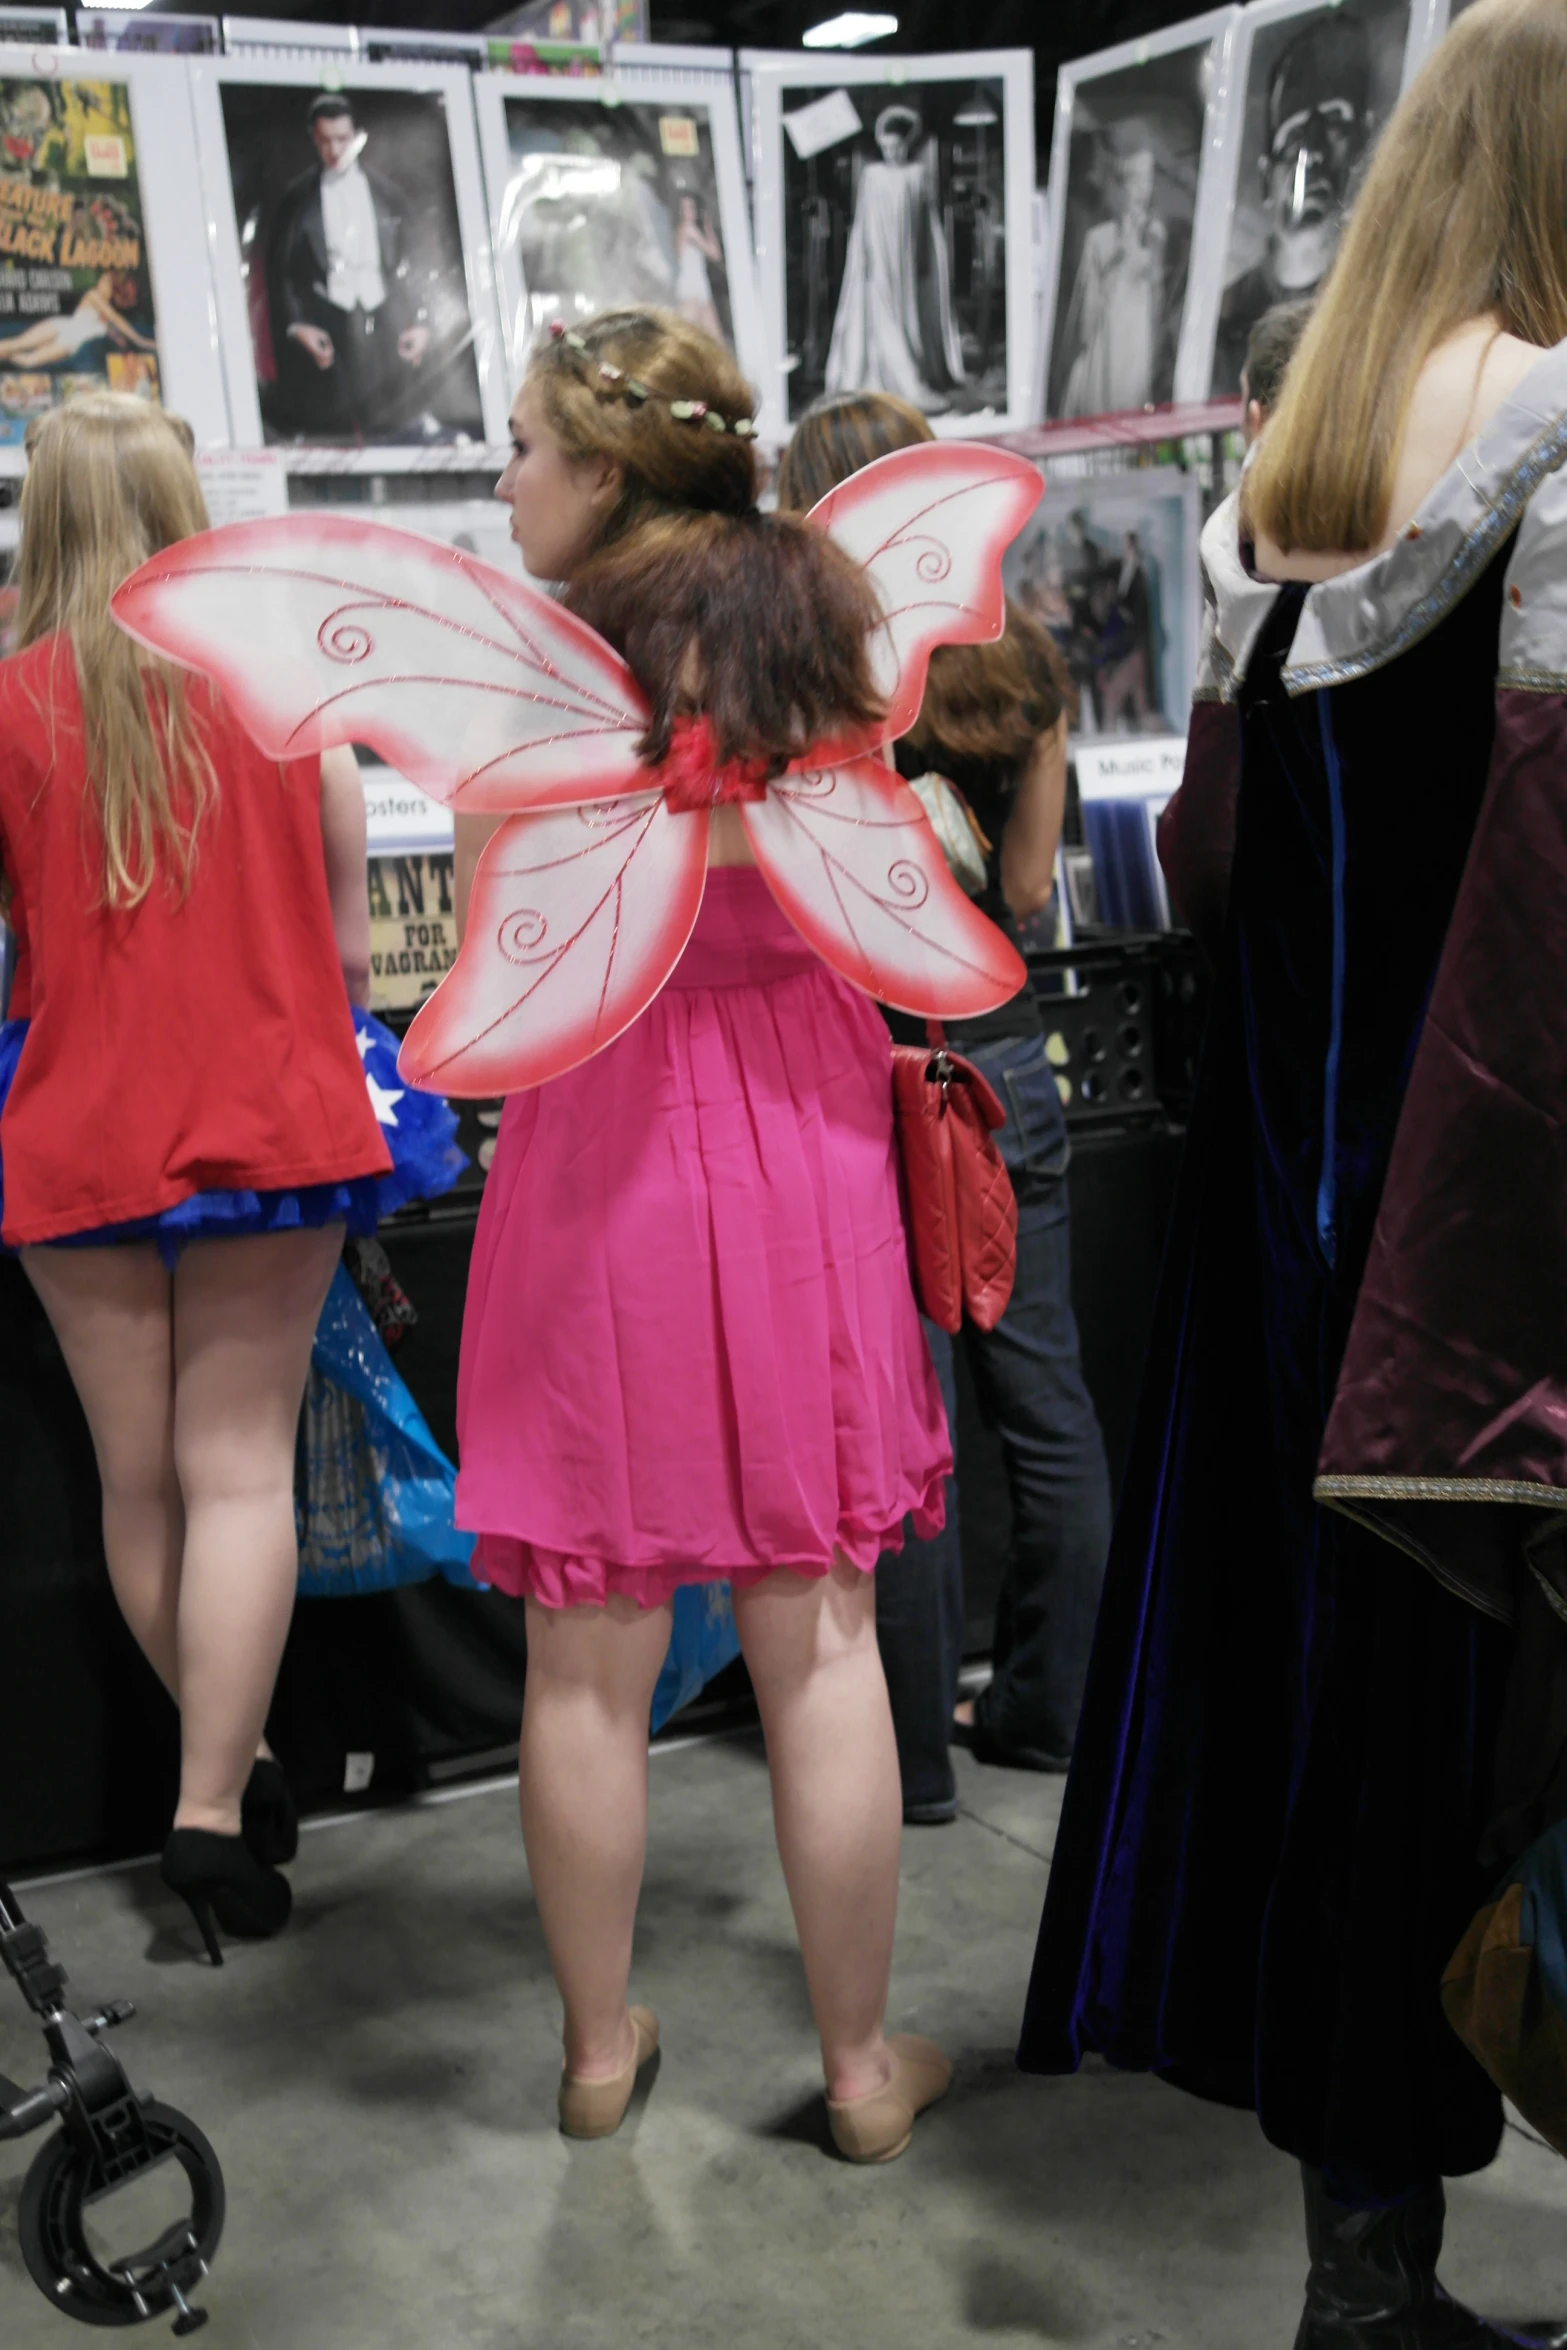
left=160, top=1829, right=291, bottom=1967
left=241, top=1757, right=298, bottom=1866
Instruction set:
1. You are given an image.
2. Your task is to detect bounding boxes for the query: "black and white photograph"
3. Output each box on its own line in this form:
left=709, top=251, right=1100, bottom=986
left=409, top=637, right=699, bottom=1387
left=192, top=57, right=506, bottom=456
left=1043, top=12, right=1236, bottom=420
left=748, top=51, right=1034, bottom=439
left=478, top=85, right=740, bottom=359
left=474, top=71, right=761, bottom=386
left=1207, top=0, right=1415, bottom=395
left=1003, top=468, right=1200, bottom=740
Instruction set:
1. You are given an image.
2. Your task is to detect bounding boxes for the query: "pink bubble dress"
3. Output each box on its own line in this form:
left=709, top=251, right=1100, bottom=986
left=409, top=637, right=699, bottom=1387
left=454, top=865, right=949, bottom=1608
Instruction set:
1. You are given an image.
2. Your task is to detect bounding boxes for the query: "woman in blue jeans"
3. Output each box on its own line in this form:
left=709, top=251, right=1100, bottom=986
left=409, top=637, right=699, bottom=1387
left=777, top=394, right=1112, bottom=1821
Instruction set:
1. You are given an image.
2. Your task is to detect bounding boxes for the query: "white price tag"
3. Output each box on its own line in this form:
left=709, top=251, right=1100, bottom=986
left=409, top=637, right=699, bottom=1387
left=195, top=449, right=289, bottom=529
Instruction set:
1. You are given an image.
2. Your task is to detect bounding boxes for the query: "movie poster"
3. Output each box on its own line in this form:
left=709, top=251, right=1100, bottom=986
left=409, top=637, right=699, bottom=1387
left=0, top=75, right=159, bottom=444
left=1209, top=0, right=1411, bottom=395
left=777, top=76, right=1009, bottom=425
left=218, top=81, right=486, bottom=449
left=497, top=92, right=737, bottom=350
left=367, top=853, right=459, bottom=1012
left=1003, top=468, right=1201, bottom=740
left=1044, top=14, right=1231, bottom=419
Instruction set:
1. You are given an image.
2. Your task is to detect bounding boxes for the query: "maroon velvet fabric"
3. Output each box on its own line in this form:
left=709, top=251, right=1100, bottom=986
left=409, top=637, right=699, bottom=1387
left=1318, top=688, right=1567, bottom=1609
left=1156, top=701, right=1240, bottom=961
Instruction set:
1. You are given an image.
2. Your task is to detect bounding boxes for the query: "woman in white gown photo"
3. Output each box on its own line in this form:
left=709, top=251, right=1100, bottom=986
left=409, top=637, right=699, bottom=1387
left=824, top=105, right=965, bottom=414
left=1057, top=144, right=1165, bottom=418
left=673, top=192, right=724, bottom=341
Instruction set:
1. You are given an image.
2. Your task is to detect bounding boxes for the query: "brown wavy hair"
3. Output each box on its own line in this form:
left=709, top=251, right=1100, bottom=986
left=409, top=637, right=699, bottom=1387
left=18, top=393, right=216, bottom=909
left=1247, top=0, right=1567, bottom=554
left=774, top=390, right=1074, bottom=768
left=527, top=309, right=884, bottom=773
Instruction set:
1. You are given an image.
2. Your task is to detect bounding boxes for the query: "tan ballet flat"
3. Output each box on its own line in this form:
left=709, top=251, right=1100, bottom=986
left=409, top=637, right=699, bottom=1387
left=558, top=2007, right=660, bottom=2140
left=826, top=2033, right=952, bottom=2163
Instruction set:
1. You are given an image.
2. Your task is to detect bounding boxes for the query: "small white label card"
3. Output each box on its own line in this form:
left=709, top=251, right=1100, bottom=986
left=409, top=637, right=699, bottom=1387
left=363, top=764, right=454, bottom=857
left=783, top=87, right=863, bottom=162
left=1073, top=735, right=1188, bottom=800
left=195, top=448, right=289, bottom=529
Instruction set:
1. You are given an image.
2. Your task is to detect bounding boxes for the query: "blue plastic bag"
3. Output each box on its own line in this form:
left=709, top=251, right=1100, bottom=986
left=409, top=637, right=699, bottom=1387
left=650, top=1580, right=741, bottom=1734
left=296, top=1264, right=481, bottom=1597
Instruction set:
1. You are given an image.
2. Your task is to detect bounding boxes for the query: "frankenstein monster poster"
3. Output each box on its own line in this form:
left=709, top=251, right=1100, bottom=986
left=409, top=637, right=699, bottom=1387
left=0, top=76, right=159, bottom=443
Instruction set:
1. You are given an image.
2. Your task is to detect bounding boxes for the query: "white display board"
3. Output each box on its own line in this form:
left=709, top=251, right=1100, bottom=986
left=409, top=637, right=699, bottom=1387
left=1412, top=0, right=1467, bottom=47
left=473, top=64, right=764, bottom=397
left=745, top=47, right=1036, bottom=443
left=363, top=762, right=455, bottom=856
left=190, top=54, right=508, bottom=464
left=0, top=44, right=229, bottom=473
left=1039, top=11, right=1239, bottom=421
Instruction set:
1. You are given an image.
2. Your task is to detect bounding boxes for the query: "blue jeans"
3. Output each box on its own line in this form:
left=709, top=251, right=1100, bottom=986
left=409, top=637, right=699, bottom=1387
left=876, top=1032, right=1113, bottom=1808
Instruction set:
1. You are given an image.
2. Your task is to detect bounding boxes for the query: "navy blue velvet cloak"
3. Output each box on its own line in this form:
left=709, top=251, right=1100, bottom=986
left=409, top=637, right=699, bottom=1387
left=1020, top=350, right=1567, bottom=2194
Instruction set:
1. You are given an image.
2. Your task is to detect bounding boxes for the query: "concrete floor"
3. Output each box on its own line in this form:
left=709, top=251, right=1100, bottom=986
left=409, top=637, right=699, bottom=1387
left=3, top=1734, right=1565, bottom=2350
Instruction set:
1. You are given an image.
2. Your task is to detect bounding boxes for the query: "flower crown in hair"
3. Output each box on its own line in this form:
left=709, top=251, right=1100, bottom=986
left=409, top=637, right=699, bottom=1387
left=547, top=321, right=759, bottom=438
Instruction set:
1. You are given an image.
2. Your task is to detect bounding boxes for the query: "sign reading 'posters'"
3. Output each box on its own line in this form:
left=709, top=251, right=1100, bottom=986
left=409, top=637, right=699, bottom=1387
left=0, top=76, right=159, bottom=442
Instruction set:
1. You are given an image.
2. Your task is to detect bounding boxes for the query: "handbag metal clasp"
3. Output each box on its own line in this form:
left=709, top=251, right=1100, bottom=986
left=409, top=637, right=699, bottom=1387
left=926, top=1047, right=960, bottom=1107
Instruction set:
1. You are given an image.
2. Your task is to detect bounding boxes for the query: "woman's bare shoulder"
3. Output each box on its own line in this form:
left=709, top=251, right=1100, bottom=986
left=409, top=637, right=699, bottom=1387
left=1257, top=322, right=1552, bottom=582
left=1383, top=326, right=1543, bottom=540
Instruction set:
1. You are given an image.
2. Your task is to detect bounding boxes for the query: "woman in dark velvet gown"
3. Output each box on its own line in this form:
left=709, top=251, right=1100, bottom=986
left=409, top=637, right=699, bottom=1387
left=1021, top=5, right=1567, bottom=2343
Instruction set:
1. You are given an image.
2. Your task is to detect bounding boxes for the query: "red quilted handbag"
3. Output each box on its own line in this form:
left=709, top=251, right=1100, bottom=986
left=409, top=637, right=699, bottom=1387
left=890, top=1022, right=1018, bottom=1335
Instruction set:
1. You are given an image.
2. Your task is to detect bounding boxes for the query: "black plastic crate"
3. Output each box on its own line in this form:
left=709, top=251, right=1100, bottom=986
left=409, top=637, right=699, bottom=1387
left=1027, top=931, right=1209, bottom=1133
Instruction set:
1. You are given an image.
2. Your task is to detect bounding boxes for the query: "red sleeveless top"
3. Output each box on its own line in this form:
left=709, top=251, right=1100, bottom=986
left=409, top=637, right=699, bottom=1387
left=0, top=635, right=390, bottom=1245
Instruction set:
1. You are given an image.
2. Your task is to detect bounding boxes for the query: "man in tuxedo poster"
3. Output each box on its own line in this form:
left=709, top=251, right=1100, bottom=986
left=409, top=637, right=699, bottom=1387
left=269, top=92, right=432, bottom=441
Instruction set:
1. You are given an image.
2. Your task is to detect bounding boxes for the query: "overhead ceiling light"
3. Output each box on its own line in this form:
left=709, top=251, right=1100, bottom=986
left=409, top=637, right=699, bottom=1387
left=954, top=88, right=999, bottom=127
left=802, top=12, right=898, bottom=48
left=88, top=0, right=160, bottom=10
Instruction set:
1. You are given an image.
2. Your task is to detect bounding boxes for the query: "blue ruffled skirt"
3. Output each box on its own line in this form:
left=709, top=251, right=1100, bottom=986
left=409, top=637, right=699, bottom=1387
left=0, top=1008, right=464, bottom=1266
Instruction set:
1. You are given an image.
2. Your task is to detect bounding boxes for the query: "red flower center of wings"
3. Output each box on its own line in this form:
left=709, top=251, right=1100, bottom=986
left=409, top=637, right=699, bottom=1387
left=653, top=713, right=771, bottom=813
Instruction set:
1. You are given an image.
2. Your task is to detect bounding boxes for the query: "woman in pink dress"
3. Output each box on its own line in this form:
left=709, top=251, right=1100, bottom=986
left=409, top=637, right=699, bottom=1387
left=454, top=307, right=955, bottom=2159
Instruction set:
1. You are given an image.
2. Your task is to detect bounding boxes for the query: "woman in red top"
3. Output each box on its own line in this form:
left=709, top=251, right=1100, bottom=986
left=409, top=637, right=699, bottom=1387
left=0, top=394, right=390, bottom=1959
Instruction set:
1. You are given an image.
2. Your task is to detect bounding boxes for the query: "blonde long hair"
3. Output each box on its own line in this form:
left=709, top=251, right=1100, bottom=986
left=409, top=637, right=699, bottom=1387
left=1245, top=0, right=1567, bottom=555
left=16, top=393, right=217, bottom=909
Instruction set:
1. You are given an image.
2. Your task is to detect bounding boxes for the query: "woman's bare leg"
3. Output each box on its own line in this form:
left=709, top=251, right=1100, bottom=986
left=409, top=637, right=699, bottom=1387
left=21, top=1243, right=181, bottom=1693
left=169, top=1226, right=342, bottom=1835
left=518, top=1594, right=672, bottom=2079
left=733, top=1558, right=903, bottom=2105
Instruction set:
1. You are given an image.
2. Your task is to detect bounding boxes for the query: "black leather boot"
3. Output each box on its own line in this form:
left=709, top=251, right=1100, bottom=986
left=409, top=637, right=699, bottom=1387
left=1295, top=2166, right=1567, bottom=2348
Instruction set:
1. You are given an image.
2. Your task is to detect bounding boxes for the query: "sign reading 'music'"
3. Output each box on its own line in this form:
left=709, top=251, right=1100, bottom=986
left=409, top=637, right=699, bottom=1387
left=1073, top=737, right=1187, bottom=800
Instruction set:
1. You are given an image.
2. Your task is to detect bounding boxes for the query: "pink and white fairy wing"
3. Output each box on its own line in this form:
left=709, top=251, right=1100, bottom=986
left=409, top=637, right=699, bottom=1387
left=111, top=515, right=648, bottom=812
left=805, top=441, right=1043, bottom=748
left=742, top=756, right=1026, bottom=1019
left=398, top=795, right=709, bottom=1097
